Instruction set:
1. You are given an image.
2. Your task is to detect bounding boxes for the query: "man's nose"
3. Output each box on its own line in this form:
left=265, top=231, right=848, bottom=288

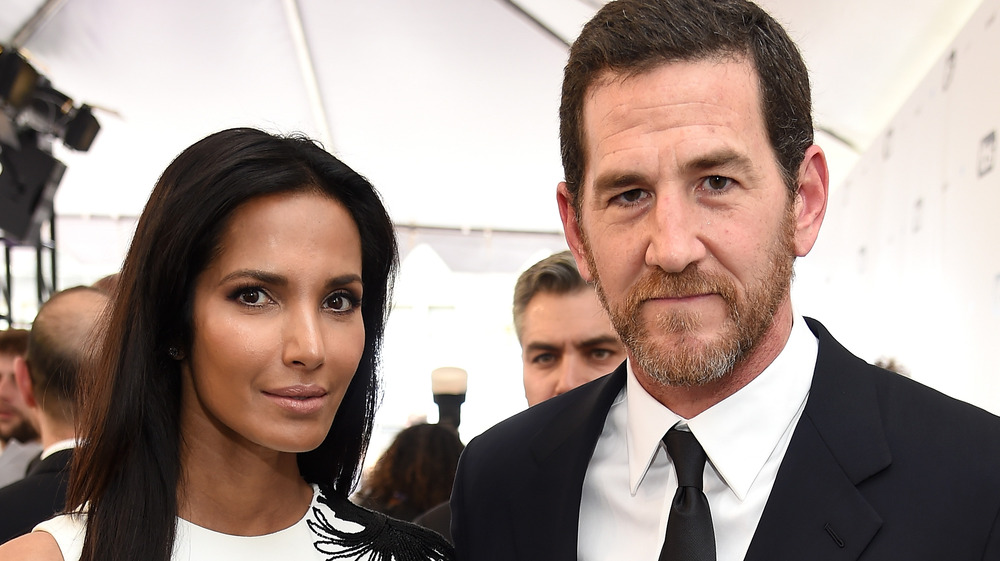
left=644, top=194, right=708, bottom=273
left=554, top=354, right=584, bottom=396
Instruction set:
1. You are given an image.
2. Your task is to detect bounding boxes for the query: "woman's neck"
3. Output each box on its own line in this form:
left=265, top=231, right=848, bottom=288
left=176, top=428, right=314, bottom=536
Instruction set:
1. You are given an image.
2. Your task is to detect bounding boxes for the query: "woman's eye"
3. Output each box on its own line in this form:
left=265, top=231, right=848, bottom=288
left=236, top=288, right=269, bottom=306
left=325, top=292, right=358, bottom=313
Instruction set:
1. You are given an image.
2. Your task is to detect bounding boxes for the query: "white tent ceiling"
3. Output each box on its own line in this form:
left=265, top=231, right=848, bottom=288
left=1, top=0, right=984, bottom=235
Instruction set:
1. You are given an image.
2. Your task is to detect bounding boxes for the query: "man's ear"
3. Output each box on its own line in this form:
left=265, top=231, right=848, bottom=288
left=13, top=356, right=36, bottom=409
left=557, top=182, right=594, bottom=282
left=792, top=144, right=830, bottom=257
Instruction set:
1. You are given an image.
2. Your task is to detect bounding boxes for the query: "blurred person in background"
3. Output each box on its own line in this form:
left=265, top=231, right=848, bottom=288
left=0, top=286, right=109, bottom=543
left=355, top=423, right=465, bottom=522
left=414, top=252, right=624, bottom=543
left=0, top=329, right=40, bottom=488
left=512, top=251, right=625, bottom=406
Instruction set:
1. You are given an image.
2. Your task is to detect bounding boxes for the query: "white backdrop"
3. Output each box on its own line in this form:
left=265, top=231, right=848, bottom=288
left=796, top=0, right=1000, bottom=414
left=3, top=1, right=998, bottom=453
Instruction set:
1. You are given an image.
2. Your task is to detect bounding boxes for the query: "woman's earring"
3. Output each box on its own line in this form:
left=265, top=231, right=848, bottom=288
left=168, top=347, right=183, bottom=360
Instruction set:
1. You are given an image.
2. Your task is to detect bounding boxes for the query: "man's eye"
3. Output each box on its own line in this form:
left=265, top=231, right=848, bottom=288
left=591, top=349, right=613, bottom=360
left=532, top=353, right=556, bottom=365
left=703, top=176, right=733, bottom=191
left=612, top=189, right=650, bottom=205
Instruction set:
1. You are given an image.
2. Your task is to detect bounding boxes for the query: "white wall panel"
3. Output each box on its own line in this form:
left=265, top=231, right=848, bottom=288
left=804, top=0, right=1000, bottom=412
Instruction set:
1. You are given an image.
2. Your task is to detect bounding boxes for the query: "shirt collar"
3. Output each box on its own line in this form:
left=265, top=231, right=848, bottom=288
left=626, top=314, right=817, bottom=499
left=41, top=439, right=78, bottom=460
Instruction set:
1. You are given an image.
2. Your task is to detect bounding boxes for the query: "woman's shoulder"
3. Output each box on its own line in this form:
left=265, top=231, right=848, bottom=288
left=0, top=531, right=66, bottom=561
left=312, top=487, right=454, bottom=561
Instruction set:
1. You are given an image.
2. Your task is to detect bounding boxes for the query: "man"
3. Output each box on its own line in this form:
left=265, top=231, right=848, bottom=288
left=450, top=1, right=1000, bottom=560
left=415, top=252, right=625, bottom=542
left=0, top=286, right=108, bottom=542
left=512, top=250, right=625, bottom=406
left=0, top=329, right=40, bottom=488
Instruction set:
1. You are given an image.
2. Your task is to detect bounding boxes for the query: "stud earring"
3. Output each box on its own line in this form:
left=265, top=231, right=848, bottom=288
left=168, top=347, right=182, bottom=360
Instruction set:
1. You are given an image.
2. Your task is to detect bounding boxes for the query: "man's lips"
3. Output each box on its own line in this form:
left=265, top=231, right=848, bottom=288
left=645, top=293, right=715, bottom=303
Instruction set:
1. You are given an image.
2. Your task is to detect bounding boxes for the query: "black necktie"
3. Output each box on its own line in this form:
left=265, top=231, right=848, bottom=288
left=658, top=427, right=716, bottom=561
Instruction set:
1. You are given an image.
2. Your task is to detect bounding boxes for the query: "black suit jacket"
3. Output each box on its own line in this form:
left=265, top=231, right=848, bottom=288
left=451, top=319, right=1000, bottom=560
left=0, top=448, right=73, bottom=545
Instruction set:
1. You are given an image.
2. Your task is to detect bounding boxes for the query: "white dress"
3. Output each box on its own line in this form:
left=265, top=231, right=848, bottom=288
left=33, top=485, right=451, bottom=561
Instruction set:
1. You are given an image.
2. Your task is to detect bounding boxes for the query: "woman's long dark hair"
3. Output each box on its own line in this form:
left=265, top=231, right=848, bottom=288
left=67, top=128, right=398, bottom=561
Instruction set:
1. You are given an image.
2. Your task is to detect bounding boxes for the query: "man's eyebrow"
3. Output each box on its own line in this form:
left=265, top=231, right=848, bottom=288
left=681, top=148, right=754, bottom=175
left=524, top=341, right=561, bottom=353
left=578, top=335, right=621, bottom=348
left=592, top=171, right=653, bottom=195
left=591, top=149, right=756, bottom=195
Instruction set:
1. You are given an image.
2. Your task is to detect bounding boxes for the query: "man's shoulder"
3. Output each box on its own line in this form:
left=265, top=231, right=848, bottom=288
left=809, top=318, right=1000, bottom=419
left=466, top=367, right=623, bottom=453
left=0, top=465, right=66, bottom=505
left=868, top=363, right=1000, bottom=445
left=807, top=317, right=1000, bottom=455
left=0, top=440, right=42, bottom=467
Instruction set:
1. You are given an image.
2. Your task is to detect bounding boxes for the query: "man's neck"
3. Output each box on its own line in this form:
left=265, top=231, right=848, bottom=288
left=37, top=413, right=75, bottom=451
left=635, top=303, right=795, bottom=419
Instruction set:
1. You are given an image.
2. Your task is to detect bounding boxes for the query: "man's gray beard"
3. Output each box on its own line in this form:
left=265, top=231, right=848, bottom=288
left=620, top=309, right=761, bottom=387
left=584, top=206, right=796, bottom=387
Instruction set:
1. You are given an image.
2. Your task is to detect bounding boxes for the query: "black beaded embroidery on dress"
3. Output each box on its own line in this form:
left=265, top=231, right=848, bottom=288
left=308, top=488, right=453, bottom=561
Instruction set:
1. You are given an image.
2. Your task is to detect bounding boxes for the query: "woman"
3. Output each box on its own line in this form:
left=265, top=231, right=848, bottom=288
left=0, top=128, right=453, bottom=560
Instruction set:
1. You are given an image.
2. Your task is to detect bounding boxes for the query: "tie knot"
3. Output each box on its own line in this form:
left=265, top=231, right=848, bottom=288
left=664, top=428, right=707, bottom=489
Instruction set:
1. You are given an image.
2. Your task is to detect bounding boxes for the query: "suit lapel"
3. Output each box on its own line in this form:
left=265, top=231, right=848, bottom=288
left=745, top=318, right=890, bottom=561
left=513, top=365, right=627, bottom=561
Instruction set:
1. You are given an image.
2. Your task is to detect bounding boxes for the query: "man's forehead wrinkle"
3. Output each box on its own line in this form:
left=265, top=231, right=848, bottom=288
left=596, top=99, right=740, bottom=130
left=591, top=99, right=757, bottom=163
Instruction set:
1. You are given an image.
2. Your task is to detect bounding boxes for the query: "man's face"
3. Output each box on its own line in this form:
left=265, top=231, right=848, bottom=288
left=520, top=289, right=626, bottom=406
left=560, top=58, right=817, bottom=388
left=0, top=352, right=38, bottom=443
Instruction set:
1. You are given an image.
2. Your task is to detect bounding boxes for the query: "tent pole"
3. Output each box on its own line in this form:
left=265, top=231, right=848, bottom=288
left=282, top=0, right=335, bottom=151
left=11, top=0, right=71, bottom=49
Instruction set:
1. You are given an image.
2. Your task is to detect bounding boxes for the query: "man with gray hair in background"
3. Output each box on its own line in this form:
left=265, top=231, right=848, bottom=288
left=512, top=250, right=625, bottom=406
left=0, top=286, right=109, bottom=543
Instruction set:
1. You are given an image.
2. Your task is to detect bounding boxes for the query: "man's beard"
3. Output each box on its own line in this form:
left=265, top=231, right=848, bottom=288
left=584, top=206, right=796, bottom=387
left=0, top=416, right=39, bottom=444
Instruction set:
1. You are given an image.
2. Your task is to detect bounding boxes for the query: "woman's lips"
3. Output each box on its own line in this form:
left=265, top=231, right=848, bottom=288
left=263, top=385, right=328, bottom=414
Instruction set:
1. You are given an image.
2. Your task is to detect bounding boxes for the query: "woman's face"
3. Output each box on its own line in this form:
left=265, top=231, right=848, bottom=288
left=181, top=189, right=365, bottom=457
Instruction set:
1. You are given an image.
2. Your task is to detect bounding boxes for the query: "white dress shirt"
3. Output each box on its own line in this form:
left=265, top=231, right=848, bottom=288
left=578, top=315, right=818, bottom=561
